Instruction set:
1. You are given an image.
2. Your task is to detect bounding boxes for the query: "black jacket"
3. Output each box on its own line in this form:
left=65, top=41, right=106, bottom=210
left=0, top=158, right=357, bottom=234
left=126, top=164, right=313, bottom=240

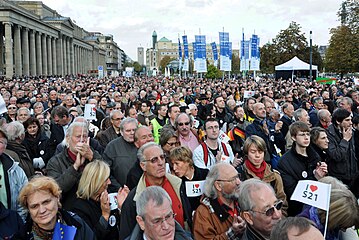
left=277, top=143, right=321, bottom=216
left=0, top=201, right=24, bottom=240
left=22, top=131, right=51, bottom=164
left=327, top=124, right=358, bottom=185
left=71, top=198, right=119, bottom=240
left=20, top=208, right=95, bottom=240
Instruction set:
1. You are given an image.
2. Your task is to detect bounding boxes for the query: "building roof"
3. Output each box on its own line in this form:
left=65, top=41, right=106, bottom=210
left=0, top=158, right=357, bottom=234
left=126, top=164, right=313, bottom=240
left=158, top=37, right=171, bottom=42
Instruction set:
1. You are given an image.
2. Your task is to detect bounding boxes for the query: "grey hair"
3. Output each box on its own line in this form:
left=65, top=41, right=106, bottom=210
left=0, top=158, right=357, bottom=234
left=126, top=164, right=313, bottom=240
left=204, top=162, right=228, bottom=198
left=3, top=121, right=25, bottom=141
left=136, top=186, right=172, bottom=218
left=119, top=117, right=137, bottom=132
left=17, top=107, right=30, bottom=116
left=65, top=122, right=87, bottom=147
left=159, top=128, right=177, bottom=147
left=33, top=102, right=44, bottom=109
left=239, top=178, right=275, bottom=212
left=73, top=116, right=89, bottom=129
left=174, top=112, right=192, bottom=128
left=110, top=110, right=122, bottom=119
left=293, top=108, right=306, bottom=121
left=317, top=109, right=330, bottom=120
left=137, top=142, right=161, bottom=163
left=342, top=97, right=353, bottom=107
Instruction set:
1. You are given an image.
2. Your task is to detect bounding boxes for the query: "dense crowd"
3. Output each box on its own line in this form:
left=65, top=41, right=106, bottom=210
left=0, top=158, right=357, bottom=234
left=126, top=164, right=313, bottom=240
left=0, top=75, right=359, bottom=240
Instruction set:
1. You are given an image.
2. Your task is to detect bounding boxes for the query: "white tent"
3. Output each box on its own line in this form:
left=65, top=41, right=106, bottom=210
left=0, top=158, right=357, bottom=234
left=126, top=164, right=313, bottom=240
left=275, top=56, right=318, bottom=80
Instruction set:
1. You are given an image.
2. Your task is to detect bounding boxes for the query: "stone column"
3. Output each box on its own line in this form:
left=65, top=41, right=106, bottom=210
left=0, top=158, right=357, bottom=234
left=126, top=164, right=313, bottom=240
left=70, top=39, right=74, bottom=75
left=56, top=34, right=63, bottom=76
left=63, top=36, right=67, bottom=75
left=22, top=28, right=30, bottom=76
left=74, top=45, right=77, bottom=74
left=42, top=34, right=47, bottom=75
left=36, top=32, right=42, bottom=75
left=67, top=38, right=70, bottom=74
left=4, top=22, right=13, bottom=79
left=14, top=25, right=22, bottom=76
left=47, top=36, right=52, bottom=76
left=52, top=37, right=57, bottom=75
left=29, top=30, right=36, bottom=76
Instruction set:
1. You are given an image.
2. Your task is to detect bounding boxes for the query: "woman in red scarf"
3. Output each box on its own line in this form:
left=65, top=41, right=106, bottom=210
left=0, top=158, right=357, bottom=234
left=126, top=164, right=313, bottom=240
left=241, top=135, right=288, bottom=216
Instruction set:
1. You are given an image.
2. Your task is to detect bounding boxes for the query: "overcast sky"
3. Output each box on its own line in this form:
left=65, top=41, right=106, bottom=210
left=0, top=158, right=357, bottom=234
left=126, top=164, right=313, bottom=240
left=41, top=0, right=342, bottom=61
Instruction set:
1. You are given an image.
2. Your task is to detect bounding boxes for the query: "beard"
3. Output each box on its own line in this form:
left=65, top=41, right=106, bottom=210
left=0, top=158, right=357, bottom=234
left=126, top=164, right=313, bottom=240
left=221, top=187, right=240, bottom=201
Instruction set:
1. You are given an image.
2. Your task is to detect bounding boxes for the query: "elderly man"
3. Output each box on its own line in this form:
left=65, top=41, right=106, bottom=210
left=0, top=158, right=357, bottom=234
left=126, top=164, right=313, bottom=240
left=239, top=179, right=283, bottom=239
left=119, top=142, right=192, bottom=240
left=103, top=118, right=138, bottom=191
left=97, top=110, right=124, bottom=147
left=47, top=122, right=102, bottom=209
left=0, top=129, right=27, bottom=220
left=193, top=162, right=245, bottom=239
left=280, top=103, right=295, bottom=137
left=16, top=107, right=31, bottom=123
left=128, top=186, right=191, bottom=239
left=3, top=121, right=35, bottom=177
left=246, top=103, right=285, bottom=163
left=193, top=118, right=235, bottom=169
left=175, top=113, right=200, bottom=152
left=309, top=97, right=324, bottom=126
left=317, top=109, right=332, bottom=129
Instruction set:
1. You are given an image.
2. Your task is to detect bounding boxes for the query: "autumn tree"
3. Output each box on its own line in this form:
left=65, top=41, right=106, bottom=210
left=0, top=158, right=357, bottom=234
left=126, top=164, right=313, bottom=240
left=159, top=56, right=174, bottom=73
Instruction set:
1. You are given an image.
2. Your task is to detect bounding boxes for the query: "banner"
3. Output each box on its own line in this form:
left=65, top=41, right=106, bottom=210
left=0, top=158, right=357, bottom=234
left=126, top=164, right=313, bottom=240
left=178, top=38, right=182, bottom=70
left=240, top=32, right=250, bottom=71
left=228, top=42, right=232, bottom=71
left=219, top=32, right=231, bottom=71
left=182, top=35, right=189, bottom=71
left=316, top=77, right=337, bottom=85
left=193, top=42, right=197, bottom=72
left=195, top=35, right=207, bottom=73
left=250, top=34, right=260, bottom=71
left=211, top=42, right=218, bottom=67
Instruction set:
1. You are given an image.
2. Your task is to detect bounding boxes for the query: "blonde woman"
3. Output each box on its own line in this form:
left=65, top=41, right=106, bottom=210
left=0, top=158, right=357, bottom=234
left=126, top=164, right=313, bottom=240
left=72, top=160, right=129, bottom=240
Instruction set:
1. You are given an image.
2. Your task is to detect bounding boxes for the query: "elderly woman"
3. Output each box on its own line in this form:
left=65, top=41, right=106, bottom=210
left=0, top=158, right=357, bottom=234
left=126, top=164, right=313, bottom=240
left=3, top=121, right=35, bottom=177
left=169, top=146, right=208, bottom=211
left=72, top=160, right=129, bottom=240
left=240, top=135, right=288, bottom=216
left=18, top=176, right=95, bottom=239
left=310, top=127, right=329, bottom=162
left=22, top=117, right=51, bottom=171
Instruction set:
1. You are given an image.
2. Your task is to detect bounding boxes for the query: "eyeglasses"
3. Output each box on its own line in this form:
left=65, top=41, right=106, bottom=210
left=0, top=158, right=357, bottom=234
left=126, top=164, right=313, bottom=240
left=149, top=212, right=176, bottom=227
left=112, top=117, right=124, bottom=121
left=144, top=154, right=165, bottom=164
left=8, top=107, right=16, bottom=110
left=178, top=122, right=190, bottom=126
left=250, top=200, right=283, bottom=217
left=166, top=141, right=180, bottom=147
left=216, top=173, right=241, bottom=183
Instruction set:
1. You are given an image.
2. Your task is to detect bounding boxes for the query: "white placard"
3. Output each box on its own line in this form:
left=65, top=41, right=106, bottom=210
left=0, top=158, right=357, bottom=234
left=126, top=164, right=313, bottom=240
left=185, top=180, right=206, bottom=197
left=243, top=90, right=255, bottom=99
left=84, top=104, right=97, bottom=120
left=0, top=95, right=7, bottom=114
left=108, top=192, right=118, bottom=210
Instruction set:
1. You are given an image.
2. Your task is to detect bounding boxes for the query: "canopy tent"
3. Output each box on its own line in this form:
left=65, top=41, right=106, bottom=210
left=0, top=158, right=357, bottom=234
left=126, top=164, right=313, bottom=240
left=275, top=56, right=318, bottom=80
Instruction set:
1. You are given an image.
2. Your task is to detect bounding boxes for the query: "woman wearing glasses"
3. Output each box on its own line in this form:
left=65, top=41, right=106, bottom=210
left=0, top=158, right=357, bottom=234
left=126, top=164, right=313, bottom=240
left=169, top=146, right=209, bottom=211
left=240, top=135, right=288, bottom=216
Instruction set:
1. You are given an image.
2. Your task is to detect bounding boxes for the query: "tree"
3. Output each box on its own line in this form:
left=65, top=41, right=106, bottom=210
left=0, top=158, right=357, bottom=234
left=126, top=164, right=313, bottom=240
left=159, top=56, right=174, bottom=73
left=325, top=0, right=359, bottom=75
left=231, top=54, right=240, bottom=75
left=205, top=64, right=222, bottom=79
left=133, top=62, right=142, bottom=73
left=260, top=21, right=322, bottom=73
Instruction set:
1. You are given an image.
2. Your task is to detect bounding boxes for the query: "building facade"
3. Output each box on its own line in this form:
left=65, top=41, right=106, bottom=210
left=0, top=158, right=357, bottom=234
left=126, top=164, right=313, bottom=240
left=0, top=0, right=123, bottom=79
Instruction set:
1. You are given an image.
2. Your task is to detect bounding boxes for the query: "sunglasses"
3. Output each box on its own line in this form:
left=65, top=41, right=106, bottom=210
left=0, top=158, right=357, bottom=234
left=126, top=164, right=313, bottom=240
left=178, top=122, right=190, bottom=126
left=250, top=200, right=283, bottom=217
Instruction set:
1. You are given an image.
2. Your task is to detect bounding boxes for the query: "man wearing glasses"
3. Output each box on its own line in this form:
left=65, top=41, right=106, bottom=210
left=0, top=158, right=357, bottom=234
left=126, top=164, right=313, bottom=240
left=194, top=162, right=245, bottom=239
left=175, top=113, right=200, bottom=152
left=128, top=186, right=191, bottom=240
left=239, top=179, right=283, bottom=240
left=97, top=110, right=124, bottom=147
left=193, top=118, right=235, bottom=170
left=119, top=142, right=192, bottom=240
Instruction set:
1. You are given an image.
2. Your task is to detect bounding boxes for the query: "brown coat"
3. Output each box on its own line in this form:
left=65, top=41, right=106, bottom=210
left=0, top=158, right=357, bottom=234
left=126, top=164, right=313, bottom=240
left=193, top=197, right=241, bottom=240
left=243, top=162, right=288, bottom=216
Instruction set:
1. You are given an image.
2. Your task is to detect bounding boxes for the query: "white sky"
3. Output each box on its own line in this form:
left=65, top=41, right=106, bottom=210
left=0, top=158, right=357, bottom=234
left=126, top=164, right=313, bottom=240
left=41, top=0, right=342, bottom=61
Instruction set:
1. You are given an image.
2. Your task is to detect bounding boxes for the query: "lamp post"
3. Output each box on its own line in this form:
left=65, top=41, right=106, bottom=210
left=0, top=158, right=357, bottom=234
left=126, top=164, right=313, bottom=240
left=309, top=30, right=313, bottom=81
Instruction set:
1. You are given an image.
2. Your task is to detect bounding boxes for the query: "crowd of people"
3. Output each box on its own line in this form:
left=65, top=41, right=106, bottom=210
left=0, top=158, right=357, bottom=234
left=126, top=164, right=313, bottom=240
left=0, top=74, right=359, bottom=239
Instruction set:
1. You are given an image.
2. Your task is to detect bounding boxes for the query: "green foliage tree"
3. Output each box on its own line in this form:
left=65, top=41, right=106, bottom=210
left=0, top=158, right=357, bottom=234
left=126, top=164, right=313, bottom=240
left=133, top=62, right=142, bottom=73
left=231, top=54, right=240, bottom=75
left=205, top=64, right=222, bottom=79
left=159, top=56, right=174, bottom=73
left=325, top=0, right=359, bottom=75
left=260, top=21, right=322, bottom=73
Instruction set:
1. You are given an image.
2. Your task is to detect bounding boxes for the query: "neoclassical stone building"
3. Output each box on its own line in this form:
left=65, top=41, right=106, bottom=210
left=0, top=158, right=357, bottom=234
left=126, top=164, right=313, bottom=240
left=0, top=0, right=122, bottom=79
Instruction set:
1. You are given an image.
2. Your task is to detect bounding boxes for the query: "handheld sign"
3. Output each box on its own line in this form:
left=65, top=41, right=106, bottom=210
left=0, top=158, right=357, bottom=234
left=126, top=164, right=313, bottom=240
left=243, top=90, right=255, bottom=99
left=0, top=95, right=7, bottom=114
left=185, top=180, right=205, bottom=197
left=84, top=104, right=97, bottom=121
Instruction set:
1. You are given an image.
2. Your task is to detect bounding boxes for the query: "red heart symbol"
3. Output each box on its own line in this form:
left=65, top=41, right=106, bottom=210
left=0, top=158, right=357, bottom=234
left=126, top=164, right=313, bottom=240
left=92, top=108, right=96, bottom=111
left=310, top=185, right=318, bottom=192
left=194, top=184, right=199, bottom=189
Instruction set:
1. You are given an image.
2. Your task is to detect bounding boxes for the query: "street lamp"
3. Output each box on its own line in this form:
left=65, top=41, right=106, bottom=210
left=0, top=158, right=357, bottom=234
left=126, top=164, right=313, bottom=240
left=309, top=30, right=313, bottom=81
